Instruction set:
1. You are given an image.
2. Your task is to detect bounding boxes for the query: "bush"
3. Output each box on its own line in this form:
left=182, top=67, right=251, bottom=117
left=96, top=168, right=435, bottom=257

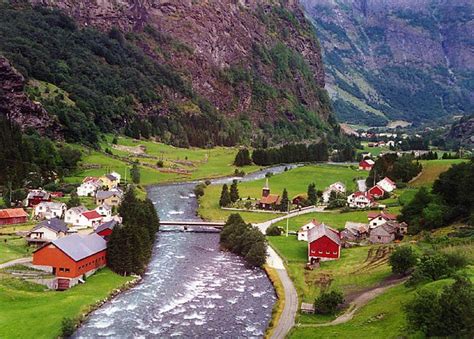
left=60, top=317, right=76, bottom=338
left=407, top=253, right=451, bottom=286
left=194, top=183, right=206, bottom=198
left=156, top=160, right=164, bottom=168
left=266, top=225, right=282, bottom=236
left=314, top=290, right=345, bottom=315
left=389, top=246, right=418, bottom=275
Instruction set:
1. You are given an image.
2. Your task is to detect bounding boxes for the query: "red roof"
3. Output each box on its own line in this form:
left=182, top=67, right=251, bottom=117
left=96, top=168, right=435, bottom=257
left=83, top=176, right=99, bottom=183
left=259, top=194, right=281, bottom=205
left=0, top=208, right=28, bottom=219
left=82, top=210, right=102, bottom=220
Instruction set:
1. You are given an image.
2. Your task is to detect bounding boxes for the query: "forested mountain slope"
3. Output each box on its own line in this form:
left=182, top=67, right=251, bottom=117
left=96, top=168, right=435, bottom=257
left=0, top=1, right=339, bottom=147
left=302, top=0, right=474, bottom=127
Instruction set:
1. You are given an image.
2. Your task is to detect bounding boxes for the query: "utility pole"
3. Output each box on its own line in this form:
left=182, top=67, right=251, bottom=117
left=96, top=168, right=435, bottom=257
left=286, top=201, right=290, bottom=237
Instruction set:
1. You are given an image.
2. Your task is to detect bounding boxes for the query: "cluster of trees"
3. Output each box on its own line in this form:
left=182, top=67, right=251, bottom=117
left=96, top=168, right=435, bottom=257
left=219, top=180, right=240, bottom=207
left=234, top=149, right=252, bottom=167
left=366, top=153, right=422, bottom=187
left=251, top=142, right=328, bottom=166
left=130, top=162, right=140, bottom=184
left=415, top=151, right=438, bottom=160
left=107, top=188, right=160, bottom=275
left=220, top=214, right=267, bottom=267
left=0, top=117, right=82, bottom=200
left=314, top=290, right=345, bottom=315
left=399, top=161, right=474, bottom=234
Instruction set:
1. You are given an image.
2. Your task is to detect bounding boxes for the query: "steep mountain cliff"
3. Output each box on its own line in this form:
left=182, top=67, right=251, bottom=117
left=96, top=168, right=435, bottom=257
left=301, top=0, right=474, bottom=127
left=1, top=1, right=337, bottom=146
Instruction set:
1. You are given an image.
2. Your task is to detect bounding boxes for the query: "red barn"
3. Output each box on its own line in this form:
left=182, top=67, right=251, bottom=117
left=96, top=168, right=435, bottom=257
left=94, top=220, right=118, bottom=240
left=358, top=159, right=375, bottom=171
left=308, top=224, right=341, bottom=262
left=368, top=185, right=385, bottom=199
left=0, top=208, right=28, bottom=225
left=33, top=233, right=107, bottom=289
left=26, top=189, right=51, bottom=207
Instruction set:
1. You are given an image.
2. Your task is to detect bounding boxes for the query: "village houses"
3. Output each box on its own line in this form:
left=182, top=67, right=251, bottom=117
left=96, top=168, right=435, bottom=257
left=27, top=218, right=68, bottom=246
left=367, top=185, right=385, bottom=199
left=100, top=173, right=120, bottom=190
left=307, top=223, right=341, bottom=262
left=341, top=221, right=369, bottom=243
left=70, top=210, right=103, bottom=230
left=358, top=159, right=375, bottom=171
left=0, top=208, right=28, bottom=225
left=347, top=191, right=375, bottom=209
left=64, top=206, right=88, bottom=225
left=77, top=177, right=102, bottom=197
left=369, top=221, right=408, bottom=244
left=322, top=182, right=346, bottom=203
left=95, top=204, right=113, bottom=221
left=32, top=233, right=107, bottom=290
left=95, top=188, right=123, bottom=207
left=368, top=211, right=398, bottom=228
left=34, top=202, right=67, bottom=220
left=377, top=177, right=397, bottom=193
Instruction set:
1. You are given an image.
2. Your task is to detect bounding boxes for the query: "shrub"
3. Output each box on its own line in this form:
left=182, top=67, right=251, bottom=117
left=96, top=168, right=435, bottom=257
left=194, top=183, right=206, bottom=198
left=266, top=225, right=282, bottom=236
left=389, top=246, right=418, bottom=275
left=314, top=290, right=345, bottom=315
left=156, top=160, right=164, bottom=168
left=407, top=253, right=451, bottom=286
left=60, top=317, right=76, bottom=338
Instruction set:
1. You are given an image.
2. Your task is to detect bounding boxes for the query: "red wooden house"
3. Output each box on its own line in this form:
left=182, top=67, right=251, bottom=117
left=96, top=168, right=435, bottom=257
left=308, top=223, right=341, bottom=262
left=358, top=159, right=375, bottom=171
left=26, top=189, right=51, bottom=207
left=94, top=220, right=118, bottom=239
left=0, top=208, right=28, bottom=225
left=33, top=233, right=107, bottom=289
left=368, top=185, right=385, bottom=199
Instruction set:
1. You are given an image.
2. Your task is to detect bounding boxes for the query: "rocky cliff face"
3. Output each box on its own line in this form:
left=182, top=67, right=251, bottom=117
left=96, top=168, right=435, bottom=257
left=7, top=0, right=334, bottom=145
left=0, top=56, right=60, bottom=136
left=301, top=0, right=474, bottom=127
left=447, top=115, right=474, bottom=147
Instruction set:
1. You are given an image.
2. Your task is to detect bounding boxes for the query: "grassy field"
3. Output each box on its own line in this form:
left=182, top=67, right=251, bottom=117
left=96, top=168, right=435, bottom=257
left=0, top=268, right=133, bottom=339
left=0, top=235, right=31, bottom=264
left=410, top=159, right=467, bottom=188
left=199, top=164, right=368, bottom=223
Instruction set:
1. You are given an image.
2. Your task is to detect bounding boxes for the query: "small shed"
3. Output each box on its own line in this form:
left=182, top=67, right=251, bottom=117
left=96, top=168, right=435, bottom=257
left=301, top=302, right=315, bottom=314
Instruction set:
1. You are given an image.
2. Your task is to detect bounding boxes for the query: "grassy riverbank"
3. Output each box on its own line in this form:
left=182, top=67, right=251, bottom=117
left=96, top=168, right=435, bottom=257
left=0, top=268, right=133, bottom=339
left=264, top=266, right=286, bottom=339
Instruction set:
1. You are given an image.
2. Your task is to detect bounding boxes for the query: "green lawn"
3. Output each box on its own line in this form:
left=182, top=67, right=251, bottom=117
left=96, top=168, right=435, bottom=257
left=0, top=236, right=31, bottom=264
left=199, top=164, right=368, bottom=223
left=410, top=159, right=467, bottom=188
left=0, top=268, right=133, bottom=339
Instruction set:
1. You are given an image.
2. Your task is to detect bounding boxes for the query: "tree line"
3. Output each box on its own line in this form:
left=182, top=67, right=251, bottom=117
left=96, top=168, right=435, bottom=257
left=220, top=214, right=267, bottom=267
left=366, top=153, right=422, bottom=187
left=107, top=187, right=160, bottom=275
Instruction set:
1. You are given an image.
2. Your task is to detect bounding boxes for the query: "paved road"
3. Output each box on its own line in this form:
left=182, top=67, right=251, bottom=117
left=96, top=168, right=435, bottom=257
left=0, top=257, right=32, bottom=269
left=271, top=267, right=298, bottom=339
left=357, top=179, right=367, bottom=192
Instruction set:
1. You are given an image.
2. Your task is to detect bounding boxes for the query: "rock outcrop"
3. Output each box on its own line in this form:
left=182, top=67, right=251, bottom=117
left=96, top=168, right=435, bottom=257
left=0, top=56, right=60, bottom=136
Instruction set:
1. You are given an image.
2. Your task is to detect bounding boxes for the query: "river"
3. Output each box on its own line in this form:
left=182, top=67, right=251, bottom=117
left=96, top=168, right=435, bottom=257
left=74, top=165, right=295, bottom=338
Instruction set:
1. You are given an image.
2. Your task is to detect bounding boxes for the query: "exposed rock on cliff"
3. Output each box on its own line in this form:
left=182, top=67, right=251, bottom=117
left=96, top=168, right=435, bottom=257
left=302, top=0, right=474, bottom=127
left=0, top=55, right=60, bottom=136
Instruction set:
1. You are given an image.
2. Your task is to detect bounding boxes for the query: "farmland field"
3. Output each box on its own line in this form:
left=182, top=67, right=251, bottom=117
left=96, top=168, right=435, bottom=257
left=410, top=159, right=467, bottom=188
left=0, top=235, right=31, bottom=264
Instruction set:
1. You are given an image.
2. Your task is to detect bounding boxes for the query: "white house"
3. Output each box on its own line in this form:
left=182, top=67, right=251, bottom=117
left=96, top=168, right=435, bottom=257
left=377, top=177, right=397, bottom=193
left=64, top=206, right=88, bottom=225
left=95, top=204, right=112, bottom=221
left=34, top=202, right=67, bottom=220
left=71, top=210, right=103, bottom=230
left=347, top=192, right=374, bottom=209
left=298, top=219, right=322, bottom=241
left=367, top=211, right=398, bottom=228
left=322, top=182, right=346, bottom=203
left=27, top=218, right=68, bottom=245
left=77, top=180, right=102, bottom=197
left=110, top=171, right=122, bottom=183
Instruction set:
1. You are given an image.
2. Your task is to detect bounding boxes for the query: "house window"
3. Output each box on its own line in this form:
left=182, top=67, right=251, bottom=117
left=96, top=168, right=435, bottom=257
left=326, top=251, right=330, bottom=254
left=378, top=236, right=381, bottom=240
left=65, top=268, right=70, bottom=272
left=333, top=252, right=337, bottom=255
left=59, top=268, right=64, bottom=272
left=318, top=251, right=323, bottom=254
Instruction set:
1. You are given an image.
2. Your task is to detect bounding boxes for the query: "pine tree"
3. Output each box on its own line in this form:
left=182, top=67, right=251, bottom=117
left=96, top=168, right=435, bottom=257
left=230, top=180, right=240, bottom=203
left=234, top=149, right=252, bottom=166
left=67, top=191, right=81, bottom=208
left=219, top=184, right=231, bottom=207
left=130, top=162, right=140, bottom=184
left=280, top=188, right=289, bottom=212
left=307, top=183, right=317, bottom=205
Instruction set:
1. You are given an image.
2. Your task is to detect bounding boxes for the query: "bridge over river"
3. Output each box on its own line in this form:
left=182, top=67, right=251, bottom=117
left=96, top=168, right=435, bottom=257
left=159, top=220, right=225, bottom=228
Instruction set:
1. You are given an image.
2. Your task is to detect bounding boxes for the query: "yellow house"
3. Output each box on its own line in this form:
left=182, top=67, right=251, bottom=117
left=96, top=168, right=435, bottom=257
left=100, top=173, right=119, bottom=189
left=95, top=190, right=123, bottom=207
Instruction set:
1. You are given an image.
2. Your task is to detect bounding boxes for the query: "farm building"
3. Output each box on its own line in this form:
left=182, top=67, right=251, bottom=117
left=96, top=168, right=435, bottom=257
left=369, top=221, right=407, bottom=244
left=95, top=220, right=118, bottom=239
left=95, top=189, right=123, bottom=207
left=27, top=218, right=68, bottom=246
left=257, top=179, right=281, bottom=210
left=368, top=211, right=397, bottom=228
left=33, top=202, right=67, bottom=220
left=377, top=177, right=397, bottom=193
left=0, top=208, right=28, bottom=225
left=25, top=189, right=51, bottom=207
left=77, top=179, right=102, bottom=197
left=32, top=233, right=107, bottom=289
left=341, top=221, right=369, bottom=243
left=367, top=185, right=385, bottom=199
left=292, top=194, right=307, bottom=206
left=322, top=182, right=346, bottom=203
left=358, top=159, right=374, bottom=171
left=308, top=223, right=341, bottom=262
left=297, top=219, right=322, bottom=241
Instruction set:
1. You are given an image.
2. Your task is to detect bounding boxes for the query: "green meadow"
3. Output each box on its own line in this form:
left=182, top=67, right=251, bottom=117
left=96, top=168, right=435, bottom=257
left=0, top=269, right=133, bottom=339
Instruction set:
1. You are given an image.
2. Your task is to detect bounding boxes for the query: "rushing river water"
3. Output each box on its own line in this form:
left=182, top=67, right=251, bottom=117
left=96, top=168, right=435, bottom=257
left=75, top=165, right=295, bottom=338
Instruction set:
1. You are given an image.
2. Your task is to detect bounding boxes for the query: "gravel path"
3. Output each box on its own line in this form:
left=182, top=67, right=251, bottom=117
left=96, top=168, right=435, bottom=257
left=0, top=257, right=32, bottom=269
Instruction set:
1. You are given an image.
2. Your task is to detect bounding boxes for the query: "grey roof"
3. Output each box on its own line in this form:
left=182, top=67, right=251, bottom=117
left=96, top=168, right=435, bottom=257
left=96, top=190, right=123, bottom=200
left=67, top=206, right=87, bottom=214
left=308, top=223, right=341, bottom=245
left=36, top=202, right=65, bottom=210
left=52, top=233, right=107, bottom=261
left=345, top=222, right=369, bottom=233
left=32, top=218, right=68, bottom=233
left=95, top=220, right=118, bottom=234
left=105, top=174, right=118, bottom=181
